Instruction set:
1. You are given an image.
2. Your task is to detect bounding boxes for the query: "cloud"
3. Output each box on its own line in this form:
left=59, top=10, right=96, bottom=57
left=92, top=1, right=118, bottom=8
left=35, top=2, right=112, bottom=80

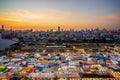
left=45, top=9, right=73, bottom=16
left=0, top=10, right=42, bottom=20
left=98, top=14, right=120, bottom=20
left=0, top=9, right=77, bottom=22
left=0, top=17, right=22, bottom=22
left=16, top=10, right=41, bottom=19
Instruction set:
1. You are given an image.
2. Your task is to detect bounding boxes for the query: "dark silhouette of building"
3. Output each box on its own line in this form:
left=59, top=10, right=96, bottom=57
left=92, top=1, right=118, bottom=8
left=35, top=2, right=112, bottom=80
left=58, top=26, right=60, bottom=32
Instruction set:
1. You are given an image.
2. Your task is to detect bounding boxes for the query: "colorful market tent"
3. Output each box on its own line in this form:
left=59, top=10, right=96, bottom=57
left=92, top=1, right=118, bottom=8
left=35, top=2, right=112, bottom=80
left=77, top=49, right=85, bottom=53
left=106, top=60, right=112, bottom=65
left=96, top=53, right=104, bottom=57
left=50, top=55, right=56, bottom=59
left=111, top=68, right=120, bottom=72
left=0, top=66, right=7, bottom=72
left=54, top=63, right=59, bottom=66
left=11, top=73, right=19, bottom=77
left=36, top=67, right=43, bottom=71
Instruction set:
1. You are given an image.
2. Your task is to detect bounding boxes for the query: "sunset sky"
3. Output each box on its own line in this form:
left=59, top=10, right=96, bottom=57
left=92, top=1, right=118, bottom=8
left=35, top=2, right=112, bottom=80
left=0, top=0, right=120, bottom=30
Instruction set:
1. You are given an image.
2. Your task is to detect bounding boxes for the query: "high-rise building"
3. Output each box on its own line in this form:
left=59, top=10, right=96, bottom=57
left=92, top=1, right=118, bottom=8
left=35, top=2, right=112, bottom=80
left=50, top=29, right=53, bottom=32
left=58, top=26, right=60, bottom=32
left=61, top=29, right=63, bottom=32
left=0, top=25, right=5, bottom=33
left=2, top=25, right=4, bottom=29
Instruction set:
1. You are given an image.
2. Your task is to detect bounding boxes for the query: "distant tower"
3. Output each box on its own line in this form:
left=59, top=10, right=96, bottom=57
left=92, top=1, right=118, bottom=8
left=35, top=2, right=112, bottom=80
left=50, top=29, right=53, bottom=32
left=61, top=29, right=63, bottom=32
left=1, top=25, right=5, bottom=33
left=58, top=26, right=60, bottom=32
left=2, top=25, right=4, bottom=29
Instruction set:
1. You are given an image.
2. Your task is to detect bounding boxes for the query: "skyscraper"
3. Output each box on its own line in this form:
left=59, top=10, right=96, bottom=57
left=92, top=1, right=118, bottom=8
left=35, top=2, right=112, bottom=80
left=58, top=26, right=60, bottom=32
left=0, top=25, right=5, bottom=33
left=2, top=25, right=4, bottom=29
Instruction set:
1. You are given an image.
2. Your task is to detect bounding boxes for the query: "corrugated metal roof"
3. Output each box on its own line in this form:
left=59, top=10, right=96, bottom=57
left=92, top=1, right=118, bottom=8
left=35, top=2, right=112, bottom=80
left=0, top=34, right=17, bottom=50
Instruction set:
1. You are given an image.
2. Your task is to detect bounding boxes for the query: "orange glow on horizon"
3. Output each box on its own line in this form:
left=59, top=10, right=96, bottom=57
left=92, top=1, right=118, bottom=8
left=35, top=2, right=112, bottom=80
left=0, top=9, right=119, bottom=30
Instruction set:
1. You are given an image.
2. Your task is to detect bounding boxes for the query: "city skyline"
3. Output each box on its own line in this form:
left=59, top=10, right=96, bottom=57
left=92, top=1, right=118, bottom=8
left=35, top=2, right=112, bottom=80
left=0, top=0, right=120, bottom=30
